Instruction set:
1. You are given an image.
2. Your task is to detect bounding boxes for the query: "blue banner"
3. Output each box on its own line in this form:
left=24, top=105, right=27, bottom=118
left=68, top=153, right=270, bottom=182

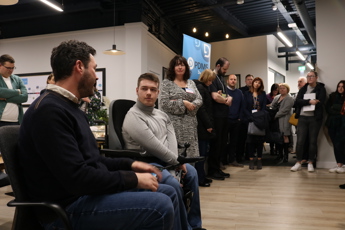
left=182, top=34, right=211, bottom=79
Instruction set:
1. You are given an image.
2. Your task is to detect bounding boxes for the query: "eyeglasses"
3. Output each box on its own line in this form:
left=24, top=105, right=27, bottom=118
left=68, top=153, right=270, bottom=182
left=2, top=66, right=16, bottom=70
left=306, top=75, right=315, bottom=78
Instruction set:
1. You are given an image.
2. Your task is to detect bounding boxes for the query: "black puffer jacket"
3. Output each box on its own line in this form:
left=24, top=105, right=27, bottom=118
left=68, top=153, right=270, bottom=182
left=193, top=80, right=216, bottom=140
left=294, top=82, right=326, bottom=121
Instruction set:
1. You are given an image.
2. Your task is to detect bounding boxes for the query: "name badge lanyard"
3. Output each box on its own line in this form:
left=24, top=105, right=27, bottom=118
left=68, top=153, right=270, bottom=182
left=217, top=75, right=226, bottom=95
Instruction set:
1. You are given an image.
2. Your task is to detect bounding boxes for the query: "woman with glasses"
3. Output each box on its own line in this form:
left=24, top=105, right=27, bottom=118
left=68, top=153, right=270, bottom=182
left=290, top=71, right=326, bottom=172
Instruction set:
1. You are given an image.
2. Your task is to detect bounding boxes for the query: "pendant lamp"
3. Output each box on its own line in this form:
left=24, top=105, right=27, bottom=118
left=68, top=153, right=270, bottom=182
left=103, top=0, right=125, bottom=55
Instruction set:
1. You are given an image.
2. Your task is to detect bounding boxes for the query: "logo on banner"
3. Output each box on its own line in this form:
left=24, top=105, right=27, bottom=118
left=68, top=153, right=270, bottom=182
left=188, top=57, right=195, bottom=70
left=182, top=34, right=212, bottom=79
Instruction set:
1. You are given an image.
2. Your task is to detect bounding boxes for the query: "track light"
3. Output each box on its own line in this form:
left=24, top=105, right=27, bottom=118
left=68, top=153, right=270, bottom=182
left=193, top=27, right=197, bottom=33
left=272, top=4, right=277, bottom=11
left=296, top=50, right=306, bottom=61
left=40, top=0, right=63, bottom=12
left=205, top=32, right=209, bottom=37
left=237, top=0, right=244, bottom=4
left=306, top=62, right=314, bottom=69
left=277, top=28, right=293, bottom=47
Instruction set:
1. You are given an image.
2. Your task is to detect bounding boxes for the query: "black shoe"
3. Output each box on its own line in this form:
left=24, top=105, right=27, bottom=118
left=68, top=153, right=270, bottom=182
left=207, top=172, right=225, bottom=180
left=218, top=170, right=230, bottom=178
left=339, top=184, right=345, bottom=189
left=193, top=228, right=206, bottom=230
left=204, top=178, right=213, bottom=183
left=199, top=182, right=211, bottom=187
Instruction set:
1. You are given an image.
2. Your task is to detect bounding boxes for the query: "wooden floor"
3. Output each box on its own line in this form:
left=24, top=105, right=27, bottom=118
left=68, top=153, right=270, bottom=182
left=0, top=165, right=345, bottom=230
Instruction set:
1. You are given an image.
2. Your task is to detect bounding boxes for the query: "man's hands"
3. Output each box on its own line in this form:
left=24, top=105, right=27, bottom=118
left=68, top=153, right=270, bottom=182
left=132, top=161, right=163, bottom=191
left=135, top=173, right=159, bottom=192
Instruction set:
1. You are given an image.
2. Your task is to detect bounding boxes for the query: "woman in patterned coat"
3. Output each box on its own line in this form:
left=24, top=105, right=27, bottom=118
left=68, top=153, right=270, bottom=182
left=160, top=55, right=203, bottom=158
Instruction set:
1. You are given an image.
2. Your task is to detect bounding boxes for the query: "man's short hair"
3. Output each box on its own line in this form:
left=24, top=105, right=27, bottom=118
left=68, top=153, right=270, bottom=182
left=245, top=74, right=254, bottom=79
left=50, top=40, right=96, bottom=82
left=0, top=54, right=15, bottom=65
left=215, top=57, right=228, bottom=67
left=137, top=73, right=160, bottom=87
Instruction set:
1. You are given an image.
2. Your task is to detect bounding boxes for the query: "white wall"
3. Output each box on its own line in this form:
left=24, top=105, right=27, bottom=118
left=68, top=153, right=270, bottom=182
left=314, top=0, right=345, bottom=168
left=0, top=22, right=175, bottom=103
left=211, top=36, right=268, bottom=89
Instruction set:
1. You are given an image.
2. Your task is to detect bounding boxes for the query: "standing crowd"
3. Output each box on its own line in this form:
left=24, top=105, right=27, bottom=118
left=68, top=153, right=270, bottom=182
left=0, top=40, right=344, bottom=230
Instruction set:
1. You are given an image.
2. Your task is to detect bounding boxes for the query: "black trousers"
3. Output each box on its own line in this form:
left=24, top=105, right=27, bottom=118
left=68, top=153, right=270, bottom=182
left=208, top=117, right=228, bottom=174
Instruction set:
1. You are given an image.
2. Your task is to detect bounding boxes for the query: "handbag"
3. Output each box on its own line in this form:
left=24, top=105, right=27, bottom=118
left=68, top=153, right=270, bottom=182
left=247, top=122, right=265, bottom=136
left=289, top=113, right=298, bottom=126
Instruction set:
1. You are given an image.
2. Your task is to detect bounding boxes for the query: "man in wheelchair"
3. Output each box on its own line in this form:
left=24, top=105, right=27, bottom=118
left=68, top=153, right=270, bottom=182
left=122, top=73, right=205, bottom=230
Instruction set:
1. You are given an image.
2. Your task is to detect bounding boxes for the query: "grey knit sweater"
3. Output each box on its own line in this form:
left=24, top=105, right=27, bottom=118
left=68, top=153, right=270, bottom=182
left=122, top=100, right=179, bottom=165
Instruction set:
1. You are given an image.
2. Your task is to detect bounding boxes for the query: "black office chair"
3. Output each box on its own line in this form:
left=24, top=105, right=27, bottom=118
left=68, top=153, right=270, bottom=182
left=0, top=125, right=72, bottom=230
left=101, top=99, right=202, bottom=164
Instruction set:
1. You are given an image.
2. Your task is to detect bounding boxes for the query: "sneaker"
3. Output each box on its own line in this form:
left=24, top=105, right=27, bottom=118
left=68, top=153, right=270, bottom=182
left=290, top=163, right=301, bottom=172
left=329, top=166, right=339, bottom=173
left=308, top=163, right=314, bottom=172
left=336, top=166, right=345, bottom=173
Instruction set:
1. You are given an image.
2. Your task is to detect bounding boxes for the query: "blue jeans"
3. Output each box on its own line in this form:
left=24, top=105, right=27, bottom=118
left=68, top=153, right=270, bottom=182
left=158, top=164, right=201, bottom=230
left=296, top=116, right=322, bottom=162
left=44, top=184, right=176, bottom=230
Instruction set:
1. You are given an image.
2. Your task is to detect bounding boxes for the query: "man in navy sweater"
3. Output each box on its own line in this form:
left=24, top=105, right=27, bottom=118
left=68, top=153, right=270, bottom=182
left=224, top=74, right=245, bottom=166
left=18, top=40, right=179, bottom=230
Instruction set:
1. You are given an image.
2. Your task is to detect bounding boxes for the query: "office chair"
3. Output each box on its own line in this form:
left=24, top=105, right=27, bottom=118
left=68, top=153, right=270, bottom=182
left=0, top=125, right=72, bottom=230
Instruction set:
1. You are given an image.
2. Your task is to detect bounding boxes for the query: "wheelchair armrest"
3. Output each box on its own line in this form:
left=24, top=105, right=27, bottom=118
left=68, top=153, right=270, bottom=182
left=8, top=200, right=73, bottom=230
left=100, top=149, right=146, bottom=158
left=177, top=155, right=205, bottom=164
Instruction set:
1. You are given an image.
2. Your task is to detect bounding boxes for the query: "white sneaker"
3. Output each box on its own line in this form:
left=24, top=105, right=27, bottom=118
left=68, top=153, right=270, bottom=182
left=291, top=163, right=301, bottom=172
left=308, top=163, right=314, bottom=172
left=329, top=166, right=339, bottom=173
left=336, top=166, right=345, bottom=173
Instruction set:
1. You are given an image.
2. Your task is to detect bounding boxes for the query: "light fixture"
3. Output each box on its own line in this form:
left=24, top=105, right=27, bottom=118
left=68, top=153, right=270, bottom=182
left=40, top=0, right=63, bottom=12
left=306, top=62, right=314, bottom=69
left=103, top=0, right=125, bottom=55
left=237, top=0, right=244, bottom=4
left=296, top=50, right=306, bottom=61
left=225, top=34, right=229, bottom=39
left=192, top=27, right=197, bottom=33
left=272, top=4, right=277, bottom=11
left=277, top=28, right=293, bottom=47
left=205, top=32, right=209, bottom=37
left=0, top=0, right=18, bottom=5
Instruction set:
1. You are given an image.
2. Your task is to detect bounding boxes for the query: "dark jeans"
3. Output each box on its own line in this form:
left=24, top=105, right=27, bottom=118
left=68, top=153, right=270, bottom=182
left=208, top=117, right=228, bottom=174
left=247, top=135, right=264, bottom=158
left=196, top=140, right=209, bottom=183
left=0, top=121, right=19, bottom=127
left=236, top=122, right=248, bottom=162
left=224, top=119, right=240, bottom=163
left=296, top=116, right=322, bottom=162
left=328, top=127, right=345, bottom=164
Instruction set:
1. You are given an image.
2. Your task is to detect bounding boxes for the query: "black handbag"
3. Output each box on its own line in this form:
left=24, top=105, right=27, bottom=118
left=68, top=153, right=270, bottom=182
left=247, top=122, right=265, bottom=136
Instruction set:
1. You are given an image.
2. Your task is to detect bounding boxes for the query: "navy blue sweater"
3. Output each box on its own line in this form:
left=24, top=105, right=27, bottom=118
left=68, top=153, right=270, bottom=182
left=18, top=90, right=137, bottom=207
left=226, top=87, right=244, bottom=120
